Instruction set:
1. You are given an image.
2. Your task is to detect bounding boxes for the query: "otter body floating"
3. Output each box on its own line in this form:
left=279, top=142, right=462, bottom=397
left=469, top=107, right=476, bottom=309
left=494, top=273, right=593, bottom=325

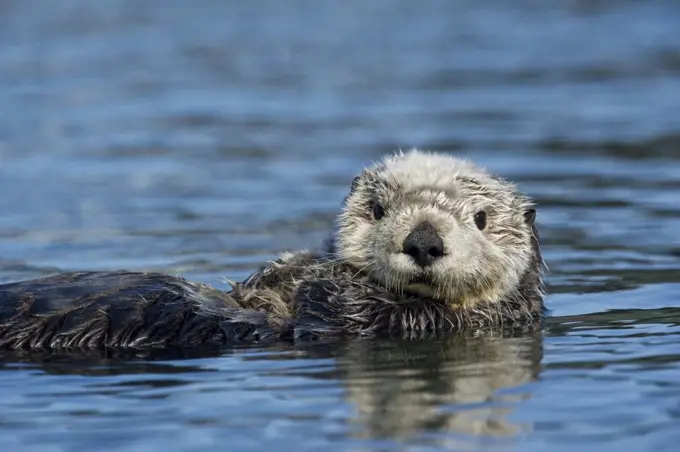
left=0, top=150, right=546, bottom=351
left=0, top=271, right=287, bottom=350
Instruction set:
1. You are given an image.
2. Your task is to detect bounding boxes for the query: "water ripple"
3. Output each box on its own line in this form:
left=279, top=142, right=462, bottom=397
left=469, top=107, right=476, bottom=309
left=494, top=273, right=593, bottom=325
left=1, top=0, right=680, bottom=450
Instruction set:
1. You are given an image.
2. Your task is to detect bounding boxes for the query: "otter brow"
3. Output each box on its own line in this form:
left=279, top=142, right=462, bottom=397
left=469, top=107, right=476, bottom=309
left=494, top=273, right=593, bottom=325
left=401, top=186, right=460, bottom=201
left=455, top=177, right=492, bottom=191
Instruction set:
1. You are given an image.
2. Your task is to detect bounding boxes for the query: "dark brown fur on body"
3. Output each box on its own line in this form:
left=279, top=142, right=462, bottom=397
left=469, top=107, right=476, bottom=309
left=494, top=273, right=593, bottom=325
left=0, top=271, right=290, bottom=350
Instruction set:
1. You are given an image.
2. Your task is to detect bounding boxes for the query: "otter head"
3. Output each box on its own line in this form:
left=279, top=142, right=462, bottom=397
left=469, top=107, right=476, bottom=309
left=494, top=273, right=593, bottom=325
left=332, top=149, right=541, bottom=309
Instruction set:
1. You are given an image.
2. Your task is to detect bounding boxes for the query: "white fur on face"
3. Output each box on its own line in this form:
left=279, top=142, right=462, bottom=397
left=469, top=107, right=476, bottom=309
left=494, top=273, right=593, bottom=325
left=334, top=149, right=536, bottom=308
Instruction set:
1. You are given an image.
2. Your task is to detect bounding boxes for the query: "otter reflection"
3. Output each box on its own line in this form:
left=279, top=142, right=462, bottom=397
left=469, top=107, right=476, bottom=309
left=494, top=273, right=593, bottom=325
left=309, top=330, right=543, bottom=442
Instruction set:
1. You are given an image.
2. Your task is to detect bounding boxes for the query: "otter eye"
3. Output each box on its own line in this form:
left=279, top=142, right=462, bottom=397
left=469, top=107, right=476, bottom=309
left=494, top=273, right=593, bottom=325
left=474, top=211, right=487, bottom=230
left=372, top=202, right=385, bottom=220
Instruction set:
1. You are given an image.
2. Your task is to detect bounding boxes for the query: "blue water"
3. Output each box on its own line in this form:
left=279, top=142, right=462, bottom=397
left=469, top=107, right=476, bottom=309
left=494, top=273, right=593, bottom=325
left=1, top=1, right=680, bottom=450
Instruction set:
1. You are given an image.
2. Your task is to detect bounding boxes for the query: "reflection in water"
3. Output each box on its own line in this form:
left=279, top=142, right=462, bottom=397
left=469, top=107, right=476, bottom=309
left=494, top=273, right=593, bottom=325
left=0, top=346, right=226, bottom=377
left=0, top=330, right=543, bottom=446
left=307, top=331, right=543, bottom=444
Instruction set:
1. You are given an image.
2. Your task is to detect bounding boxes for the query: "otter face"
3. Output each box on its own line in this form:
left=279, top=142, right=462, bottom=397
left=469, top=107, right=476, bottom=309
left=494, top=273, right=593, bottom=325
left=334, top=149, right=538, bottom=308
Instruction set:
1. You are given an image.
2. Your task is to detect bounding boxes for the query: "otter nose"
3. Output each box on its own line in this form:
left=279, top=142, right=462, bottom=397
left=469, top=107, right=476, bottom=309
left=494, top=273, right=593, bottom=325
left=402, top=222, right=445, bottom=267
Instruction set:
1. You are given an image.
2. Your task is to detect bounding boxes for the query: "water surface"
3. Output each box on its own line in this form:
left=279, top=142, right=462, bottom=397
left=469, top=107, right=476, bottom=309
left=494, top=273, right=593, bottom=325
left=1, top=1, right=680, bottom=450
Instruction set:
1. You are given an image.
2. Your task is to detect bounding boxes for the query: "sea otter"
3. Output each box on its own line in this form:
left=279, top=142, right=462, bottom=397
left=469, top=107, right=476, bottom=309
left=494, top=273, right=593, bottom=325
left=0, top=149, right=545, bottom=350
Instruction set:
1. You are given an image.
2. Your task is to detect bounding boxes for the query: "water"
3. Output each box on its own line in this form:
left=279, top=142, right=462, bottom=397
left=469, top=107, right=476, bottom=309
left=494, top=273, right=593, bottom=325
left=1, top=0, right=679, bottom=450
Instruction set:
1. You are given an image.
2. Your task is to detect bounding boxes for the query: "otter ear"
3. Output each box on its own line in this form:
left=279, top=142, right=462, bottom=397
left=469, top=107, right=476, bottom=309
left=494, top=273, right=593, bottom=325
left=350, top=175, right=361, bottom=194
left=524, top=208, right=536, bottom=225
left=342, top=175, right=362, bottom=206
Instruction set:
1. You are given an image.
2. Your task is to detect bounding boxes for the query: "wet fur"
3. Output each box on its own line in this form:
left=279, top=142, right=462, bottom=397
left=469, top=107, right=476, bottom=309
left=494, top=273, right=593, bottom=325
left=0, top=271, right=291, bottom=350
left=332, top=151, right=543, bottom=309
left=0, top=150, right=546, bottom=350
